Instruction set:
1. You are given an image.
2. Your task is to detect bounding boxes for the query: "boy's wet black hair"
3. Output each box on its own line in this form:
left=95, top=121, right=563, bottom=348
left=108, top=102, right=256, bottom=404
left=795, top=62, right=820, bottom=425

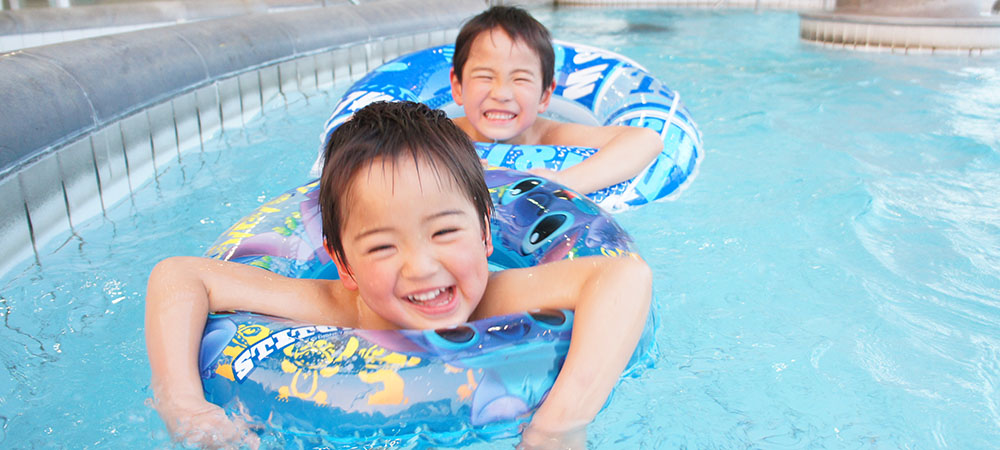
left=319, top=101, right=493, bottom=269
left=453, top=5, right=555, bottom=90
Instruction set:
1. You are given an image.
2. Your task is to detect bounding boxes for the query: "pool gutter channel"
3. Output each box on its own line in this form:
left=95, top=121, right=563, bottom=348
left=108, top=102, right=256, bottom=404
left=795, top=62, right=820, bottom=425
left=0, top=0, right=484, bottom=277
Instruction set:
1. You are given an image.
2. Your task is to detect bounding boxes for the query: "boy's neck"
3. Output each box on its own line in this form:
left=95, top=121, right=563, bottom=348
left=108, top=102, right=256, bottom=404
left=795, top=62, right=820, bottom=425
left=454, top=116, right=552, bottom=146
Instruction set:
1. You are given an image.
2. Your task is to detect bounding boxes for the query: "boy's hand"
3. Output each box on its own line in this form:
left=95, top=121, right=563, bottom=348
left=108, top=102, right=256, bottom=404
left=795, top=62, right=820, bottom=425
left=158, top=400, right=260, bottom=449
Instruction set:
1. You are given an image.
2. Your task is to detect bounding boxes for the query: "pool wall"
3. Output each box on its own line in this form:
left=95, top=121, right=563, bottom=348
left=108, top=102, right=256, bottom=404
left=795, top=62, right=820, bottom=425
left=799, top=0, right=1000, bottom=54
left=0, top=0, right=316, bottom=53
left=0, top=0, right=484, bottom=276
left=800, top=11, right=1000, bottom=54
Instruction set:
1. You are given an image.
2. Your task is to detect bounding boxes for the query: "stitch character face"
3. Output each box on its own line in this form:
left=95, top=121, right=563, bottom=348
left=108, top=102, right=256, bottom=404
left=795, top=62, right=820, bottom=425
left=450, top=28, right=554, bottom=145
left=334, top=156, right=493, bottom=330
left=484, top=170, right=635, bottom=269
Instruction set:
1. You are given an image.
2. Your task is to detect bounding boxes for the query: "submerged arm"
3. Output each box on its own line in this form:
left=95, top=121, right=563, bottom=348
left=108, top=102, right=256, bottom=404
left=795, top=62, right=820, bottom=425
left=483, top=255, right=653, bottom=448
left=145, top=256, right=335, bottom=447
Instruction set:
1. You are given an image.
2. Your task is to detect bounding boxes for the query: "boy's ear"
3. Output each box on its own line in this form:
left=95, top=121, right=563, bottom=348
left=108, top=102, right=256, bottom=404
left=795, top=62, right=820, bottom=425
left=324, top=238, right=358, bottom=290
left=449, top=68, right=465, bottom=106
left=537, top=80, right=555, bottom=113
left=334, top=257, right=358, bottom=291
left=336, top=265, right=358, bottom=291
left=483, top=220, right=494, bottom=257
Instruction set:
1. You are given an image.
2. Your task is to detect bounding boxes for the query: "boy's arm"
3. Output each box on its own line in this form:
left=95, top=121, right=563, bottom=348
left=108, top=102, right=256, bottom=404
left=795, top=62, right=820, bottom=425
left=480, top=255, right=653, bottom=447
left=145, top=256, right=340, bottom=446
left=535, top=122, right=663, bottom=194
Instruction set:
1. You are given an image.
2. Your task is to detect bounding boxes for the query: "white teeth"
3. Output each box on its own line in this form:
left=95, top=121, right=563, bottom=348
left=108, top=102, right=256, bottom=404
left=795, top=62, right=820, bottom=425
left=407, top=287, right=445, bottom=302
left=485, top=112, right=514, bottom=120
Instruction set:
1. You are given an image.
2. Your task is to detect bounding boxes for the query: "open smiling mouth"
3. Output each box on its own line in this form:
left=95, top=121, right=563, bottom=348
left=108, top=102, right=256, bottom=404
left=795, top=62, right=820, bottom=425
left=404, top=286, right=456, bottom=309
left=484, top=111, right=515, bottom=121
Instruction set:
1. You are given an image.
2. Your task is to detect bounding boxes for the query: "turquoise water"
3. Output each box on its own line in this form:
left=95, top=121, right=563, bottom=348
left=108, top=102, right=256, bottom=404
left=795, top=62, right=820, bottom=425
left=2, top=9, right=1000, bottom=448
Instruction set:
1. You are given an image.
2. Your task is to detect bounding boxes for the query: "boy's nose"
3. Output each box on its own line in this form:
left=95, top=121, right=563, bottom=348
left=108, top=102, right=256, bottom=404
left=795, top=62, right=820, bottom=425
left=490, top=79, right=514, bottom=101
left=401, top=248, right=440, bottom=280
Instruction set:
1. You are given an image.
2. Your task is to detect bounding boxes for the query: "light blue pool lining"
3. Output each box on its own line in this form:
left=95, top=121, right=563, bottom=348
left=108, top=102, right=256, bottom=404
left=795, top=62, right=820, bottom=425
left=0, top=0, right=484, bottom=277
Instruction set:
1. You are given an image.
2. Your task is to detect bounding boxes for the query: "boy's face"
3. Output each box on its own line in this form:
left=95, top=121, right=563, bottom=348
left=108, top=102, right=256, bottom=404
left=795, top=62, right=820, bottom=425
left=450, top=29, right=553, bottom=144
left=334, top=156, right=493, bottom=330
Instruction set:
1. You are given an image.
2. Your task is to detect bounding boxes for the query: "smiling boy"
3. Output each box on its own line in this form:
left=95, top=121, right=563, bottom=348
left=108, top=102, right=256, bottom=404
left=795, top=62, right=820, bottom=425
left=450, top=6, right=664, bottom=195
left=146, top=101, right=652, bottom=449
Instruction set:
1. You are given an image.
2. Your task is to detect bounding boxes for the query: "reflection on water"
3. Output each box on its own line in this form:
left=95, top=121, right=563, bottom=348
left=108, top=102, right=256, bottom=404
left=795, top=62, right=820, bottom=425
left=948, top=67, right=1000, bottom=150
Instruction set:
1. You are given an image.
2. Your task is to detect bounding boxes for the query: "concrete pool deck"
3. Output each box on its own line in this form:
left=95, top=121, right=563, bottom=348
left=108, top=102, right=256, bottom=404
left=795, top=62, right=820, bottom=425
left=800, top=0, right=1000, bottom=54
left=800, top=10, right=1000, bottom=54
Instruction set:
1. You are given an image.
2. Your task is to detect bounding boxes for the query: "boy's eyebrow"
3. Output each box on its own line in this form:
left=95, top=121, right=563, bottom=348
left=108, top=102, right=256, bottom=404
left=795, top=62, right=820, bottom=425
left=467, top=65, right=538, bottom=76
left=353, top=227, right=392, bottom=241
left=424, top=209, right=468, bottom=222
left=467, top=65, right=497, bottom=74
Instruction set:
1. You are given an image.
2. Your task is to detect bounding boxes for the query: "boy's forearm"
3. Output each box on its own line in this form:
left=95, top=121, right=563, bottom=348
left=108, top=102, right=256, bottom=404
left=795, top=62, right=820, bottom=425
left=528, top=257, right=652, bottom=432
left=558, top=127, right=662, bottom=194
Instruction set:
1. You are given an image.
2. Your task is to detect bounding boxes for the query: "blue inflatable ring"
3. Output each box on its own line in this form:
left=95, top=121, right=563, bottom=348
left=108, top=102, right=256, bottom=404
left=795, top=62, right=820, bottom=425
left=200, top=169, right=657, bottom=446
left=314, top=41, right=702, bottom=213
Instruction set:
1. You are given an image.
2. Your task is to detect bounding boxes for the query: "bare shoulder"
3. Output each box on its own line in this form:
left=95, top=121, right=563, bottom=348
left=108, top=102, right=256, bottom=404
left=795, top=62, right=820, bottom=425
left=451, top=116, right=475, bottom=137
left=473, top=256, right=650, bottom=319
left=535, top=118, right=584, bottom=145
left=536, top=119, right=622, bottom=148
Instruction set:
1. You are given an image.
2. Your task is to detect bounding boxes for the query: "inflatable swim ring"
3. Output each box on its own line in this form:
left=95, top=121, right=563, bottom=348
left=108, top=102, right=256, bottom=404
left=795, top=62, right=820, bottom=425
left=313, top=41, right=702, bottom=213
left=200, top=169, right=658, bottom=446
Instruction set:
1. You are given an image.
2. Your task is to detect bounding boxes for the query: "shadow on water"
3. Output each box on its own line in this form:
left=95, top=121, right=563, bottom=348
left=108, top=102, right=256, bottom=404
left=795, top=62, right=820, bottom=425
left=543, top=19, right=675, bottom=38
left=544, top=5, right=678, bottom=36
left=621, top=22, right=674, bottom=34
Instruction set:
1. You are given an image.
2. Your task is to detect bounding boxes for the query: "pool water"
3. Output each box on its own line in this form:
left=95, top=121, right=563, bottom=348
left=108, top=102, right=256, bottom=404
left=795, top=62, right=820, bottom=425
left=2, top=8, right=999, bottom=449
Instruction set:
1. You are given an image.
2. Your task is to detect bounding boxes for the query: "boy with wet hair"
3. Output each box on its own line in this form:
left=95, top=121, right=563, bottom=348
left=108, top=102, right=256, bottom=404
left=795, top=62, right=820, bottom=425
left=450, top=6, right=664, bottom=195
left=146, top=101, right=652, bottom=449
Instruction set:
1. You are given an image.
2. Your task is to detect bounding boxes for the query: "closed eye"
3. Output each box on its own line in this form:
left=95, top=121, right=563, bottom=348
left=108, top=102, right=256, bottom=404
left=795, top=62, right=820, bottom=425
left=367, top=244, right=394, bottom=254
left=433, top=228, right=458, bottom=238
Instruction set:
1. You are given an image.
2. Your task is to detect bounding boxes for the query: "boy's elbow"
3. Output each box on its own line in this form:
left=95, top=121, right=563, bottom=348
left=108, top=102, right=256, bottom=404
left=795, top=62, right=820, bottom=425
left=639, top=128, right=663, bottom=155
left=627, top=256, right=652, bottom=295
left=149, top=256, right=197, bottom=285
left=152, top=256, right=187, bottom=272
left=634, top=256, right=652, bottom=282
left=628, top=259, right=653, bottom=320
left=147, top=256, right=207, bottom=303
left=638, top=126, right=660, bottom=140
left=607, top=255, right=652, bottom=301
